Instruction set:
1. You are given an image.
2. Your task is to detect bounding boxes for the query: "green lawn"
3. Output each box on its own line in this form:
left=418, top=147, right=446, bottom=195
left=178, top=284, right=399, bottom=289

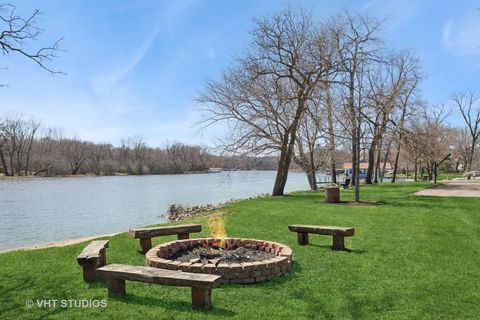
left=1, top=182, right=479, bottom=319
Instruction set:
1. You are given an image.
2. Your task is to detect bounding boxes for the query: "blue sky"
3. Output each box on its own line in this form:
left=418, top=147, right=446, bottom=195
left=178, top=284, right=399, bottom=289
left=2, top=0, right=480, bottom=147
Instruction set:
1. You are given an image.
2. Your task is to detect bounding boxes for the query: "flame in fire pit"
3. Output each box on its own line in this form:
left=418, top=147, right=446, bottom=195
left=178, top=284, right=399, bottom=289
left=208, top=213, right=227, bottom=248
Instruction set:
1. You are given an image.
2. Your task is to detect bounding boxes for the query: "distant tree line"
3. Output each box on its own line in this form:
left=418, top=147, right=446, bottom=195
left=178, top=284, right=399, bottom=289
left=0, top=114, right=278, bottom=177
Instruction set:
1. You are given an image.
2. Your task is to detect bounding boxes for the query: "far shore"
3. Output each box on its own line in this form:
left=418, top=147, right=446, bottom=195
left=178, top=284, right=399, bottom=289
left=0, top=232, right=121, bottom=254
left=0, top=169, right=283, bottom=180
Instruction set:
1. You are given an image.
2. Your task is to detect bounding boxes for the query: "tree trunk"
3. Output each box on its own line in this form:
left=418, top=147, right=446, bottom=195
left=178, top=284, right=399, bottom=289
left=468, top=139, right=476, bottom=172
left=308, top=143, right=317, bottom=191
left=354, top=122, right=361, bottom=202
left=380, top=141, right=391, bottom=183
left=272, top=145, right=292, bottom=196
left=392, top=141, right=401, bottom=183
left=326, top=83, right=337, bottom=183
left=0, top=149, right=9, bottom=176
left=306, top=170, right=317, bottom=191
left=25, top=145, right=32, bottom=176
left=272, top=99, right=306, bottom=196
left=351, top=136, right=357, bottom=186
left=365, top=135, right=377, bottom=184
left=414, top=159, right=418, bottom=181
left=9, top=151, right=15, bottom=176
left=374, top=136, right=383, bottom=184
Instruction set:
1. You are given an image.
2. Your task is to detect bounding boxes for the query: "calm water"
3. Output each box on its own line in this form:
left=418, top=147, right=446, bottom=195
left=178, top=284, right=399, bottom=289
left=0, top=171, right=309, bottom=251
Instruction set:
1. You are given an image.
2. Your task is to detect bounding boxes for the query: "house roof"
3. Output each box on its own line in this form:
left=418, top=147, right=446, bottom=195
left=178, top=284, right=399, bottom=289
left=343, top=162, right=392, bottom=170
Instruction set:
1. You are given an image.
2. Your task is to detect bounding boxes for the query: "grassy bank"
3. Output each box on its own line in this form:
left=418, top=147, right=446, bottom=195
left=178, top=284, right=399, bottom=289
left=1, top=182, right=479, bottom=319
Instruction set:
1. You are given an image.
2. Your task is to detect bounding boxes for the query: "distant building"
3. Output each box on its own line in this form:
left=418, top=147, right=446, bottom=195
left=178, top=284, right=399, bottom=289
left=342, top=162, right=392, bottom=176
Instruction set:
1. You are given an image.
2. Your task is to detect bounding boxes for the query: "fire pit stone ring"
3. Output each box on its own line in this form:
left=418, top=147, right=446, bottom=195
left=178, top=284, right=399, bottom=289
left=146, top=238, right=293, bottom=284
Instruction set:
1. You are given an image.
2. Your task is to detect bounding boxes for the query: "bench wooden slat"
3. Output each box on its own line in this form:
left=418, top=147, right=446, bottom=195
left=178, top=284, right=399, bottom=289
left=76, top=240, right=109, bottom=264
left=288, top=225, right=354, bottom=236
left=129, top=224, right=202, bottom=239
left=96, top=264, right=222, bottom=289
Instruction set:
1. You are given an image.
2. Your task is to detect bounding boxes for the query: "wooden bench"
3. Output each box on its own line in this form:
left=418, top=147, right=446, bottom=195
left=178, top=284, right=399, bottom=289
left=129, top=224, right=202, bottom=253
left=96, top=264, right=222, bottom=310
left=288, top=225, right=354, bottom=251
left=340, top=178, right=351, bottom=189
left=76, top=240, right=109, bottom=282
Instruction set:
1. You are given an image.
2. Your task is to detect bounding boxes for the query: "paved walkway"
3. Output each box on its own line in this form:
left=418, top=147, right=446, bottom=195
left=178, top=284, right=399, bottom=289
left=414, top=179, right=480, bottom=197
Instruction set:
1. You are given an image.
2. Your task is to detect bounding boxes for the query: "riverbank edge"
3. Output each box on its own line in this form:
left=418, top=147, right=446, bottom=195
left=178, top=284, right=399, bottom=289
left=0, top=193, right=274, bottom=255
left=0, top=232, right=122, bottom=254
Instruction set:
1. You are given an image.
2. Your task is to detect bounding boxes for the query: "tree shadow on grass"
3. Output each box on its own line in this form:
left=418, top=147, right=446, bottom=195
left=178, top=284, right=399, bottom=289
left=322, top=200, right=387, bottom=206
left=120, top=292, right=236, bottom=317
left=305, top=243, right=367, bottom=255
left=87, top=280, right=107, bottom=289
left=387, top=198, right=472, bottom=211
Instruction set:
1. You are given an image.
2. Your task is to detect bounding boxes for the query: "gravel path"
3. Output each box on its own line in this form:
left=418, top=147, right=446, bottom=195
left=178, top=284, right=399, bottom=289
left=414, top=179, right=480, bottom=197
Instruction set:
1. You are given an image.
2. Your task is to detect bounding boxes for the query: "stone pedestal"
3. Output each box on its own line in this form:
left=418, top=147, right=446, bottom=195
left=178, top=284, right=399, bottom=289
left=325, top=187, right=340, bottom=203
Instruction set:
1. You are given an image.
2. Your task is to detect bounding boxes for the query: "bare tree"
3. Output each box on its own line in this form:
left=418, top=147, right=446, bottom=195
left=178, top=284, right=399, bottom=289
left=87, top=143, right=112, bottom=176
left=60, top=137, right=88, bottom=175
left=324, top=79, right=338, bottom=183
left=31, top=128, right=60, bottom=176
left=0, top=3, right=63, bottom=79
left=330, top=11, right=383, bottom=202
left=293, top=92, right=327, bottom=190
left=451, top=91, right=480, bottom=172
left=0, top=114, right=40, bottom=176
left=403, top=105, right=449, bottom=180
left=450, top=127, right=471, bottom=173
left=198, top=8, right=336, bottom=196
left=0, top=117, right=9, bottom=175
left=131, top=136, right=149, bottom=174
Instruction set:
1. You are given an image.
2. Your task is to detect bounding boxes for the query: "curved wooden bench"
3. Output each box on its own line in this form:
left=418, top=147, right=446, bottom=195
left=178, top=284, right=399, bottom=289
left=129, top=224, right=202, bottom=253
left=76, top=240, right=109, bottom=282
left=288, top=225, right=354, bottom=251
left=96, top=264, right=222, bottom=310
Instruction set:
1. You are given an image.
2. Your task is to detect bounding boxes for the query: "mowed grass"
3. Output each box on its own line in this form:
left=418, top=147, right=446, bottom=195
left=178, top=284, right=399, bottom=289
left=1, top=182, right=480, bottom=319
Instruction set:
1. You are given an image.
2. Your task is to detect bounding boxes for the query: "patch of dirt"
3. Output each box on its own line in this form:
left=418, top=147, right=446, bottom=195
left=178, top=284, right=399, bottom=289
left=414, top=179, right=480, bottom=197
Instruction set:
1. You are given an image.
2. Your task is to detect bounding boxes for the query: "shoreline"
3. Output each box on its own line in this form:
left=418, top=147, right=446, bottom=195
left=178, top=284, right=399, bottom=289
left=0, top=193, right=274, bottom=254
left=0, top=232, right=121, bottom=254
left=0, top=169, right=280, bottom=180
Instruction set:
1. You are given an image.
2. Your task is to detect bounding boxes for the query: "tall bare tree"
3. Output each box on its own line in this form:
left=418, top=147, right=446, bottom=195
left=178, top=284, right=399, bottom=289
left=0, top=114, right=40, bottom=176
left=293, top=92, right=327, bottom=190
left=403, top=105, right=449, bottom=180
left=60, top=137, right=88, bottom=175
left=330, top=11, right=383, bottom=201
left=198, top=8, right=337, bottom=196
left=451, top=91, right=480, bottom=172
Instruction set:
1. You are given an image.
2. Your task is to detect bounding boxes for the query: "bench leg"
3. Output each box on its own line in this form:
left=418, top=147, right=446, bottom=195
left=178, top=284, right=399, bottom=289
left=139, top=237, right=152, bottom=253
left=99, top=248, right=107, bottom=267
left=297, top=232, right=309, bottom=245
left=332, top=235, right=345, bottom=251
left=191, top=287, right=212, bottom=310
left=106, top=278, right=126, bottom=297
left=82, top=263, right=97, bottom=282
left=178, top=233, right=189, bottom=240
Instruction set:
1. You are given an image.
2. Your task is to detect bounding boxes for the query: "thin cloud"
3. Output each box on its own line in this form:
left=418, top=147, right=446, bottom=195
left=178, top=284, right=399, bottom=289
left=91, top=27, right=160, bottom=94
left=90, top=0, right=197, bottom=95
left=442, top=17, right=480, bottom=55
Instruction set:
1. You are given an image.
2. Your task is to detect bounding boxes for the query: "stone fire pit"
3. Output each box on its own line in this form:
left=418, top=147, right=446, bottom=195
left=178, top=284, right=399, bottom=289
left=146, top=238, right=293, bottom=284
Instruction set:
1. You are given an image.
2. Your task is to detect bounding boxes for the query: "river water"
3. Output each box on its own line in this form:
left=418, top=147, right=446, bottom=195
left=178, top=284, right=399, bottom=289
left=0, top=171, right=310, bottom=252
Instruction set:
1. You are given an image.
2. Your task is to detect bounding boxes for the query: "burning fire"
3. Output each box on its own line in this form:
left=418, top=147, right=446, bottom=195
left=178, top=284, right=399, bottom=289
left=208, top=213, right=227, bottom=249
